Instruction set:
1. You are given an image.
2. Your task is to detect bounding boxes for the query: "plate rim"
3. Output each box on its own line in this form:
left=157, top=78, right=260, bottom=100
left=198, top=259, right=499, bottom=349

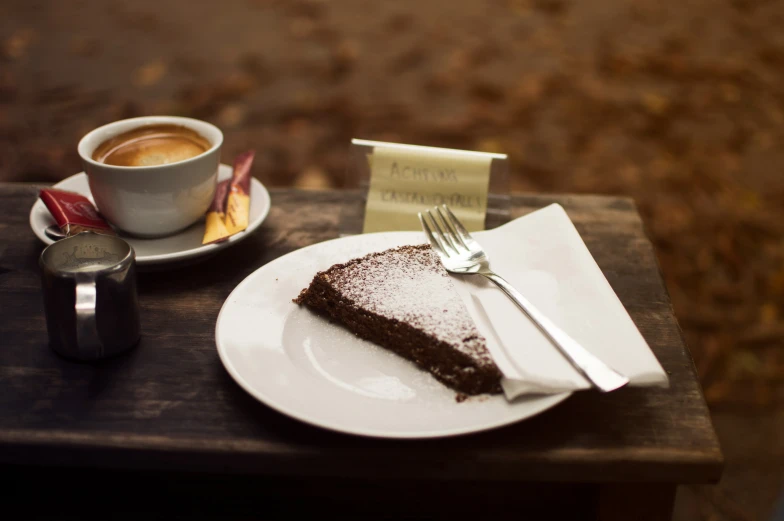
left=215, top=231, right=572, bottom=439
left=29, top=165, right=271, bottom=265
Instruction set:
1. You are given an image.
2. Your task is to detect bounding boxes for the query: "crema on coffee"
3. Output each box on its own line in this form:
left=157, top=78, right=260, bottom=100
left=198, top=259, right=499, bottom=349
left=91, top=125, right=211, bottom=167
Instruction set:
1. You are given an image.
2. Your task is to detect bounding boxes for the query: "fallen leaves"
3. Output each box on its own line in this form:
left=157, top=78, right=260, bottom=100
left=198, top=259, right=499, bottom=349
left=2, top=29, right=36, bottom=60
left=295, top=166, right=331, bottom=190
left=641, top=92, right=670, bottom=115
left=216, top=103, right=248, bottom=128
left=133, top=61, right=167, bottom=87
left=68, top=37, right=100, bottom=58
left=329, top=39, right=360, bottom=78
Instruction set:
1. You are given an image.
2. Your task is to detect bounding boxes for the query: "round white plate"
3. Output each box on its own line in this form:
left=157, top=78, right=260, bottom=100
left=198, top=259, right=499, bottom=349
left=216, top=231, right=571, bottom=439
left=30, top=164, right=271, bottom=268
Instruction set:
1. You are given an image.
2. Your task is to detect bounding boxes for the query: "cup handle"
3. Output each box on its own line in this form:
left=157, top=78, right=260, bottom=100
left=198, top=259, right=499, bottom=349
left=75, top=274, right=103, bottom=360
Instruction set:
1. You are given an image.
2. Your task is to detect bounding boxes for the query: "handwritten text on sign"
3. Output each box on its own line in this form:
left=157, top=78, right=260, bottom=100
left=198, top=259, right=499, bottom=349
left=362, top=147, right=492, bottom=233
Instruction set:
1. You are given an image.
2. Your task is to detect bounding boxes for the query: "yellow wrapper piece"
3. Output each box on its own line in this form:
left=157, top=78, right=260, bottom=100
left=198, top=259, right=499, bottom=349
left=224, top=192, right=251, bottom=235
left=203, top=211, right=230, bottom=244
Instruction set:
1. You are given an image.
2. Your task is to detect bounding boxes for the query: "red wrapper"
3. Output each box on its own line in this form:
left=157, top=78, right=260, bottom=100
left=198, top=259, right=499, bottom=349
left=39, top=189, right=115, bottom=237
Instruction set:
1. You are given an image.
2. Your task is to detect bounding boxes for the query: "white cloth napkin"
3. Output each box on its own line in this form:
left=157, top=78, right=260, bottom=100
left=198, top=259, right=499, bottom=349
left=448, top=204, right=669, bottom=399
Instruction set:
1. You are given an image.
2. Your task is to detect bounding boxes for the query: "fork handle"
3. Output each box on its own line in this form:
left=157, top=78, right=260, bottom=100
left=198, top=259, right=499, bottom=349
left=482, top=272, right=630, bottom=392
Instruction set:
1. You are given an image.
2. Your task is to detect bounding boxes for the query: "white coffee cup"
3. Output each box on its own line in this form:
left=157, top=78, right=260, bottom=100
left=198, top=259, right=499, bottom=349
left=78, top=116, right=223, bottom=238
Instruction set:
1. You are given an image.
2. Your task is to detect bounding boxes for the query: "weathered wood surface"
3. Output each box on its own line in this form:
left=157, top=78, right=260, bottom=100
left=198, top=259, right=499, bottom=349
left=0, top=184, right=722, bottom=484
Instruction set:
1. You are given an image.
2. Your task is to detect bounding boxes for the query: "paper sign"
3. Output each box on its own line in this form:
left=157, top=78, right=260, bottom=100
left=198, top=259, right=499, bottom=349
left=362, top=146, right=492, bottom=233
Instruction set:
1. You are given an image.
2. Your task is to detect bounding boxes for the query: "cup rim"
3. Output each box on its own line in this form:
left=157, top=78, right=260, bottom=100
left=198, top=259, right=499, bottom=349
left=77, top=115, right=224, bottom=172
left=39, top=231, right=135, bottom=278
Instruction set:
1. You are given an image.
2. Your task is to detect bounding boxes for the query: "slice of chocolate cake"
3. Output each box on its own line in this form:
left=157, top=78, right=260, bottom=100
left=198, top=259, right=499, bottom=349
left=294, top=244, right=502, bottom=395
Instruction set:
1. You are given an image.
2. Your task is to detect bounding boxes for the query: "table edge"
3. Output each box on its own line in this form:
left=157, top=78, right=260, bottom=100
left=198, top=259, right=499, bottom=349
left=0, top=428, right=723, bottom=483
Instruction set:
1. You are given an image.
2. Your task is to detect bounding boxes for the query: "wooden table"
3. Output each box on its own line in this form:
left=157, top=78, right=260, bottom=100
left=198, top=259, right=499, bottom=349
left=0, top=184, right=722, bottom=520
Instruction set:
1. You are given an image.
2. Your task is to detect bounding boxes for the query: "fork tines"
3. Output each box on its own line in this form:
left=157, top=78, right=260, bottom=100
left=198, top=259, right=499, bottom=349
left=417, top=205, right=470, bottom=257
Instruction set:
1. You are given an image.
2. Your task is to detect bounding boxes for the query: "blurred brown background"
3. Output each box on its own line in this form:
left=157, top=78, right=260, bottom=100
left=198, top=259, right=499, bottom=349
left=1, top=0, right=783, bottom=519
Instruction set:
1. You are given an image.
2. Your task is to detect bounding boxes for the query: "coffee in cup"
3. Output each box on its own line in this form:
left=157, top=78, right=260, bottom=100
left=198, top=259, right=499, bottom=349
left=91, top=124, right=211, bottom=167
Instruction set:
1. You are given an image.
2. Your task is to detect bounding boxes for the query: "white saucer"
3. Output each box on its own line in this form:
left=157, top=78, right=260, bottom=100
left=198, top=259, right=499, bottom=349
left=215, top=231, right=570, bottom=439
left=30, top=164, right=271, bottom=269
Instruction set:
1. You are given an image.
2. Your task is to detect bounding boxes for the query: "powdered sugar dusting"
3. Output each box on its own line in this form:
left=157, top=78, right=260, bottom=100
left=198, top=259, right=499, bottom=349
left=322, top=245, right=495, bottom=366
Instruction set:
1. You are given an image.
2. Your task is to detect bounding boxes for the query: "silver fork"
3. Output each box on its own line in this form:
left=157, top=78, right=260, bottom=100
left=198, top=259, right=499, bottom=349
left=418, top=205, right=629, bottom=393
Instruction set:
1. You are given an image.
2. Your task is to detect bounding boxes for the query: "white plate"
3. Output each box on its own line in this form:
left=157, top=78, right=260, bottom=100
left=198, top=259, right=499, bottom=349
left=216, top=232, right=571, bottom=439
left=30, top=164, right=271, bottom=268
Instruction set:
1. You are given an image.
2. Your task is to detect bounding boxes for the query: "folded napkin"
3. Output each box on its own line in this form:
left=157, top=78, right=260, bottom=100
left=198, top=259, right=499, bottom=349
left=448, top=204, right=669, bottom=399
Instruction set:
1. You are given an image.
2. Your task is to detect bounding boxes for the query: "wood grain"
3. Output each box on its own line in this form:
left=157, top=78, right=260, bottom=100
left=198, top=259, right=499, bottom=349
left=0, top=183, right=722, bottom=485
